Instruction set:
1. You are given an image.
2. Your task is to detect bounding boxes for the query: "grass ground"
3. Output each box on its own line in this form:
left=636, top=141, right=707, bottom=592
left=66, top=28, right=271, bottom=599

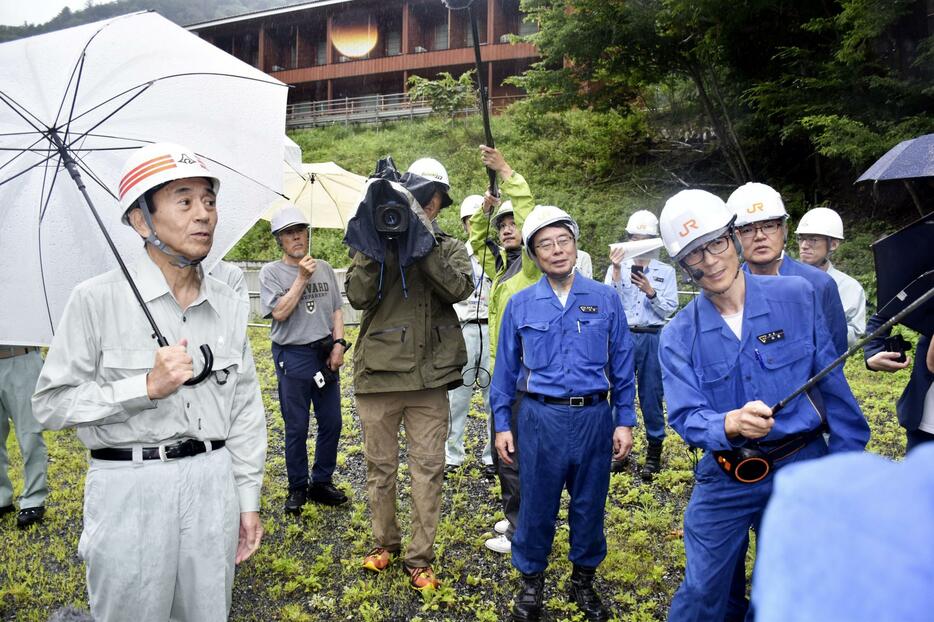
left=0, top=323, right=912, bottom=621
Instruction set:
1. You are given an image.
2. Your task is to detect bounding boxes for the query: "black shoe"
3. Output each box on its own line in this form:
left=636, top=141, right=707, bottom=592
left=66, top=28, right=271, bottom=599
left=16, top=506, right=45, bottom=529
left=284, top=488, right=307, bottom=514
left=569, top=565, right=609, bottom=621
left=512, top=572, right=544, bottom=622
left=610, top=457, right=628, bottom=474
left=482, top=464, right=497, bottom=481
left=307, top=481, right=348, bottom=506
left=641, top=442, right=663, bottom=481
left=0, top=504, right=13, bottom=517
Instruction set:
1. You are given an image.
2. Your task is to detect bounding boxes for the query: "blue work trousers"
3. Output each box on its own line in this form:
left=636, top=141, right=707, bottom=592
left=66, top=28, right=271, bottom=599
left=512, top=396, right=614, bottom=574
left=272, top=343, right=342, bottom=491
left=668, top=438, right=828, bottom=622
left=632, top=331, right=665, bottom=444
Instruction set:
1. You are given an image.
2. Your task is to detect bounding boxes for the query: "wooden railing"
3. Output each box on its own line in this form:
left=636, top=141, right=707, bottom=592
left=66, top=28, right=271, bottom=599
left=285, top=93, right=525, bottom=128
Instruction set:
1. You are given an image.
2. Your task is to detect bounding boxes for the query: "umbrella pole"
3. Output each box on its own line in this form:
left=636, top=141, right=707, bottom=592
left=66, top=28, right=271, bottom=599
left=48, top=131, right=215, bottom=385
left=771, top=283, right=934, bottom=415
left=467, top=3, right=498, bottom=197
left=48, top=130, right=169, bottom=346
left=902, top=180, right=926, bottom=218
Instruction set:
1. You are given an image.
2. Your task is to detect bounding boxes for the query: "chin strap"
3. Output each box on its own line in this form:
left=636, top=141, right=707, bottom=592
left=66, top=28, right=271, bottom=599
left=137, top=195, right=207, bottom=269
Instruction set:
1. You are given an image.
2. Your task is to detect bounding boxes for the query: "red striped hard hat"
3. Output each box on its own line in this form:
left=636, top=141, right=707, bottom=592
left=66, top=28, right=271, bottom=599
left=118, top=143, right=220, bottom=223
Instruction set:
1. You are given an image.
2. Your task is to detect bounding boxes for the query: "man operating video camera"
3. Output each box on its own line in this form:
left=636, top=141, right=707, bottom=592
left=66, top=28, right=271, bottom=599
left=344, top=157, right=474, bottom=592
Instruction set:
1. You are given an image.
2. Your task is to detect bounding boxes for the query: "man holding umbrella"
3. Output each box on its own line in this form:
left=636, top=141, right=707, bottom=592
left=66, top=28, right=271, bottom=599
left=32, top=143, right=267, bottom=622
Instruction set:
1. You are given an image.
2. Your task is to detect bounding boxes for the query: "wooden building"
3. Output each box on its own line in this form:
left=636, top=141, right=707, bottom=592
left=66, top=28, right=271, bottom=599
left=188, top=0, right=539, bottom=125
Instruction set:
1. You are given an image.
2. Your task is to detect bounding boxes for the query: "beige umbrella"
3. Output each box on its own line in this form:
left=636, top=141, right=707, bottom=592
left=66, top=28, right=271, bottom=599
left=263, top=161, right=366, bottom=230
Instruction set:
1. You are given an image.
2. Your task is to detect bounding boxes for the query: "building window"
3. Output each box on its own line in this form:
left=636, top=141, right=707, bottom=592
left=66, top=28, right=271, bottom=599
left=386, top=30, right=401, bottom=56
left=432, top=21, right=448, bottom=51
left=316, top=40, right=327, bottom=65
left=518, top=16, right=538, bottom=36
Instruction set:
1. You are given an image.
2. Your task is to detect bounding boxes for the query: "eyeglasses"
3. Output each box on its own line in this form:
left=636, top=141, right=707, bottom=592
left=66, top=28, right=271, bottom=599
left=737, top=219, right=783, bottom=239
left=796, top=234, right=824, bottom=246
left=534, top=234, right=574, bottom=254
left=682, top=235, right=731, bottom=266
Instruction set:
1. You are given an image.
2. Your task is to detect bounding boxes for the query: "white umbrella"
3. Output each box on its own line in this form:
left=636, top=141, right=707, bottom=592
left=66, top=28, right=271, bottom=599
left=262, top=161, right=367, bottom=230
left=608, top=238, right=665, bottom=261
left=0, top=11, right=288, bottom=349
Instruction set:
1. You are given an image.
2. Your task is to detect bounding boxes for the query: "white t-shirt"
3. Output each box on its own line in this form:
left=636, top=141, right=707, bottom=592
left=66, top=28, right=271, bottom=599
left=722, top=309, right=743, bottom=340
left=919, top=383, right=934, bottom=434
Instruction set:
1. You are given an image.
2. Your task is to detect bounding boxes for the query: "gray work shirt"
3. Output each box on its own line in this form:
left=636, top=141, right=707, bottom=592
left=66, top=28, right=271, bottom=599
left=31, top=254, right=267, bottom=513
left=259, top=259, right=342, bottom=345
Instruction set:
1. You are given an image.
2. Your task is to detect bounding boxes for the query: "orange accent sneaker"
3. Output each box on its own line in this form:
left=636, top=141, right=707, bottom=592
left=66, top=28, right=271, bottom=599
left=362, top=547, right=394, bottom=572
left=405, top=565, right=440, bottom=591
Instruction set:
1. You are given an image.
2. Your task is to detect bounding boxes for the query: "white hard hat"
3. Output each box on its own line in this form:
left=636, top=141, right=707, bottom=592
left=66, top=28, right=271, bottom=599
left=407, top=157, right=451, bottom=207
left=727, top=182, right=787, bottom=227
left=796, top=207, right=844, bottom=240
left=522, top=205, right=579, bottom=257
left=407, top=157, right=450, bottom=188
left=460, top=194, right=484, bottom=220
left=660, top=189, right=735, bottom=261
left=270, top=206, right=310, bottom=234
left=118, top=142, right=220, bottom=224
left=493, top=200, right=514, bottom=227
left=626, top=210, right=660, bottom=236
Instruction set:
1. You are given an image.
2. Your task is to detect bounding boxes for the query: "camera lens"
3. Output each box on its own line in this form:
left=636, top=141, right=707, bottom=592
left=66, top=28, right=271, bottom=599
left=382, top=208, right=401, bottom=228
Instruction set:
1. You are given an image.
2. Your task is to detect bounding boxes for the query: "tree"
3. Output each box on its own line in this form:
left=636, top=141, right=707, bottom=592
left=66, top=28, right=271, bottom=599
left=407, top=71, right=479, bottom=121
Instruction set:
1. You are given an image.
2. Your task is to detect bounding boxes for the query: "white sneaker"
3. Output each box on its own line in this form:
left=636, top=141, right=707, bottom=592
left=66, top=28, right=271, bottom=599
left=493, top=519, right=510, bottom=535
left=484, top=534, right=511, bottom=554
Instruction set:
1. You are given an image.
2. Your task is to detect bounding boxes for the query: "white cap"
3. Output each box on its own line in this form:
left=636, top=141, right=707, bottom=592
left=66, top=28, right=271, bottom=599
left=522, top=205, right=579, bottom=257
left=796, top=207, right=844, bottom=240
left=493, top=200, right=514, bottom=227
left=118, top=142, right=220, bottom=223
left=660, top=189, right=734, bottom=261
left=271, top=206, right=310, bottom=234
left=727, top=182, right=788, bottom=227
left=460, top=194, right=484, bottom=220
left=626, top=210, right=660, bottom=236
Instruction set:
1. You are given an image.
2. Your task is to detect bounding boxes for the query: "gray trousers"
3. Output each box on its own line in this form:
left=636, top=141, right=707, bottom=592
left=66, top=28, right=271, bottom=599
left=0, top=350, right=48, bottom=509
left=80, top=448, right=239, bottom=622
left=446, top=321, right=493, bottom=466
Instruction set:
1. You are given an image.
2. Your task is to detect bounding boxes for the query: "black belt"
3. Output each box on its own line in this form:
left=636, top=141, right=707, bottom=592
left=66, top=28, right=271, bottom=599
left=90, top=439, right=225, bottom=462
left=629, top=325, right=662, bottom=334
left=527, top=392, right=607, bottom=407
left=758, top=425, right=827, bottom=461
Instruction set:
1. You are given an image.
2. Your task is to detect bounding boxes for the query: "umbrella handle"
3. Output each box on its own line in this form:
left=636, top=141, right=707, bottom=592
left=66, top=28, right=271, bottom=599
left=184, top=344, right=215, bottom=386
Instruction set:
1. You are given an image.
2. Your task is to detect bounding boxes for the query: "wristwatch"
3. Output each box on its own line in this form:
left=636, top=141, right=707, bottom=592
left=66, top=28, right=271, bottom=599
left=334, top=338, right=352, bottom=352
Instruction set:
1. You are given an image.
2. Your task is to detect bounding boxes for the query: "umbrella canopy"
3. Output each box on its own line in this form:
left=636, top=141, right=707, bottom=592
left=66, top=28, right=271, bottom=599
left=609, top=238, right=665, bottom=261
left=0, top=12, right=287, bottom=346
left=856, top=133, right=934, bottom=183
left=872, top=212, right=934, bottom=335
left=262, top=161, right=367, bottom=230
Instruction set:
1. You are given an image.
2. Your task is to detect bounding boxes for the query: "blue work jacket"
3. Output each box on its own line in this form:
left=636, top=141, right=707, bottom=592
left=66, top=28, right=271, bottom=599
left=743, top=255, right=848, bottom=356
left=490, top=274, right=636, bottom=432
left=659, top=273, right=869, bottom=453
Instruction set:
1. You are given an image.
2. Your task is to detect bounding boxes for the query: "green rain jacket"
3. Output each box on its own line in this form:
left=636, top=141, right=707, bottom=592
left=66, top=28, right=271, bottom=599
left=467, top=172, right=539, bottom=371
left=346, top=223, right=474, bottom=394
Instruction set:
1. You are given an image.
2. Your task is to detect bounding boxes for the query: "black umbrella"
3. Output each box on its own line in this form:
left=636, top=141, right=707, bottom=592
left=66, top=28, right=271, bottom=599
left=871, top=211, right=934, bottom=333
left=856, top=133, right=934, bottom=217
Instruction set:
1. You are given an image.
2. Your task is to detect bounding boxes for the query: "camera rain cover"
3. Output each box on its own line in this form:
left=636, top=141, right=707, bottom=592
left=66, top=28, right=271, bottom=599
left=344, top=156, right=439, bottom=266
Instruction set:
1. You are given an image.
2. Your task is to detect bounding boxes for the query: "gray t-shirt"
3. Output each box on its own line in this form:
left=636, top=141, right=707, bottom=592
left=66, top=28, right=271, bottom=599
left=259, top=259, right=342, bottom=345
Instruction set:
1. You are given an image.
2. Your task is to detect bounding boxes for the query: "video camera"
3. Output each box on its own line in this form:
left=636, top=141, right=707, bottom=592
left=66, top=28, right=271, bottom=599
left=374, top=201, right=410, bottom=237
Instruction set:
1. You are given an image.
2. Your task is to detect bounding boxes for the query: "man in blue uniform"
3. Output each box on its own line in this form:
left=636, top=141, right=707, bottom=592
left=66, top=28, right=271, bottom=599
left=726, top=182, right=848, bottom=356
left=491, top=205, right=636, bottom=622
left=604, top=210, right=678, bottom=479
left=657, top=189, right=870, bottom=621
